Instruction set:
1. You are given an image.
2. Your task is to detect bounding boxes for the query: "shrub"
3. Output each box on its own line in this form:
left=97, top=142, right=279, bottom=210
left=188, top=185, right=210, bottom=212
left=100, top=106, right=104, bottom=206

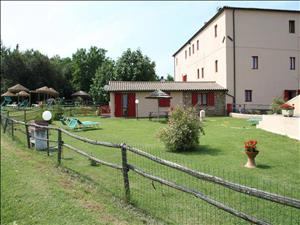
left=158, top=107, right=204, bottom=152
left=271, top=97, right=285, bottom=114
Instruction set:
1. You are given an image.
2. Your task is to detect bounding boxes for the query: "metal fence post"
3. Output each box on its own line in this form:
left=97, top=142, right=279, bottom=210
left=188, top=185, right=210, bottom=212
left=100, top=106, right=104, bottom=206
left=121, top=143, right=130, bottom=202
left=25, top=124, right=31, bottom=148
left=57, top=129, right=62, bottom=165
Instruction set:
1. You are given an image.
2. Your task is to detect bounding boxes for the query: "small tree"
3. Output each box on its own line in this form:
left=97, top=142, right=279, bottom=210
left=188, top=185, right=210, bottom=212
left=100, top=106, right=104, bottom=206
left=271, top=97, right=285, bottom=114
left=158, top=107, right=204, bottom=152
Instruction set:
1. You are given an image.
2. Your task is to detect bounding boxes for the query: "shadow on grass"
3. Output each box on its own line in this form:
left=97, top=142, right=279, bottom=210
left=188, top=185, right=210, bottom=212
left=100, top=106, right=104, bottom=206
left=73, top=127, right=103, bottom=132
left=170, top=145, right=222, bottom=156
left=256, top=164, right=271, bottom=169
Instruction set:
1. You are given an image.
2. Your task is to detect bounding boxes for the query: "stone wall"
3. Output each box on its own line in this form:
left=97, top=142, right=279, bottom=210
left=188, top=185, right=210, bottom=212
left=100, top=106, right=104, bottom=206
left=182, top=91, right=226, bottom=116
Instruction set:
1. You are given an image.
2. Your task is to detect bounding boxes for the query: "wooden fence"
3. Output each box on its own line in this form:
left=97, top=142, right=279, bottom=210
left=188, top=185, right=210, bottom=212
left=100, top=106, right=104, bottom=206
left=1, top=113, right=300, bottom=225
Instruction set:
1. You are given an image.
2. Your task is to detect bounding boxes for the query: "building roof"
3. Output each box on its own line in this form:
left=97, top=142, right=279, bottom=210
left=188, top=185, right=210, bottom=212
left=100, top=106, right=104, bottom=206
left=106, top=81, right=227, bottom=92
left=172, top=6, right=300, bottom=57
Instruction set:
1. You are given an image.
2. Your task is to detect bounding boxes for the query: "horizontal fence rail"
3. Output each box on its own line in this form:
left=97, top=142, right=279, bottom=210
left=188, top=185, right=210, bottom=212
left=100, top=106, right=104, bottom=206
left=60, top=128, right=120, bottom=148
left=1, top=112, right=300, bottom=225
left=128, top=164, right=271, bottom=225
left=126, top=145, right=300, bottom=209
left=63, top=143, right=122, bottom=170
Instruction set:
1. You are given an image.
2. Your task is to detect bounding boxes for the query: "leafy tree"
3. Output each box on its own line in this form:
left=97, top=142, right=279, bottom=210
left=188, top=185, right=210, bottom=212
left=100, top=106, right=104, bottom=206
left=71, top=46, right=107, bottom=91
left=166, top=74, right=174, bottom=81
left=115, top=49, right=158, bottom=81
left=90, top=59, right=115, bottom=104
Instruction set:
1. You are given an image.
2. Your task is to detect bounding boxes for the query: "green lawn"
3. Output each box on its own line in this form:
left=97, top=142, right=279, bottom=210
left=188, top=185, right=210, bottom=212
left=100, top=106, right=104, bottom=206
left=1, top=136, right=160, bottom=225
left=3, top=114, right=300, bottom=224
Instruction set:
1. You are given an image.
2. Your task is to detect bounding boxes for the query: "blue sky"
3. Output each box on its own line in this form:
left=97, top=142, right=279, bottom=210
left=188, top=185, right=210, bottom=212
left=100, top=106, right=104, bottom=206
left=1, top=1, right=299, bottom=77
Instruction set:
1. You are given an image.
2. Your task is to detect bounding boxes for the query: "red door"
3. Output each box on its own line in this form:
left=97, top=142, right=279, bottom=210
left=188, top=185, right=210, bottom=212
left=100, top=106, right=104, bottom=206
left=127, top=93, right=136, bottom=117
left=114, top=93, right=122, bottom=117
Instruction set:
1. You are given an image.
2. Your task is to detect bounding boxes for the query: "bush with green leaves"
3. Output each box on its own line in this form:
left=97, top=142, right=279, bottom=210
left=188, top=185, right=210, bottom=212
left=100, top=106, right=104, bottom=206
left=158, top=107, right=204, bottom=152
left=271, top=97, right=285, bottom=114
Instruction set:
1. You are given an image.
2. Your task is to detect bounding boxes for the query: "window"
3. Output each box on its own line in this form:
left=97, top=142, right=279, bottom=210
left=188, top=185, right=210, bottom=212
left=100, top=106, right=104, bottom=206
left=252, top=56, right=258, bottom=69
left=201, top=67, right=204, bottom=78
left=289, top=20, right=295, bottom=33
left=176, top=58, right=178, bottom=66
left=197, top=68, right=200, bottom=79
left=245, top=90, right=252, bottom=102
left=192, top=44, right=194, bottom=54
left=185, top=50, right=187, bottom=59
left=198, top=93, right=207, bottom=105
left=159, top=92, right=171, bottom=107
left=197, top=40, right=199, bottom=50
left=215, top=60, right=218, bottom=72
left=192, top=92, right=214, bottom=106
left=284, top=90, right=297, bottom=101
left=122, top=94, right=128, bottom=116
left=290, top=57, right=296, bottom=70
left=189, top=47, right=191, bottom=56
left=182, top=74, right=187, bottom=82
left=214, top=24, right=217, bottom=37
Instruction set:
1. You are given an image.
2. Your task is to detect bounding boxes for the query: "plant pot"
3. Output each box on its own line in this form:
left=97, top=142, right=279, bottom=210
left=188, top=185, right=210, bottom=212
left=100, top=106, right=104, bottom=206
left=281, top=109, right=294, bottom=117
left=245, top=151, right=259, bottom=168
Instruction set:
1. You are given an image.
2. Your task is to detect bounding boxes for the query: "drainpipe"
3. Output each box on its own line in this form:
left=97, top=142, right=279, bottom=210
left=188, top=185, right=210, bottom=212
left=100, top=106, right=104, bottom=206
left=232, top=9, right=236, bottom=111
left=173, top=56, right=176, bottom=81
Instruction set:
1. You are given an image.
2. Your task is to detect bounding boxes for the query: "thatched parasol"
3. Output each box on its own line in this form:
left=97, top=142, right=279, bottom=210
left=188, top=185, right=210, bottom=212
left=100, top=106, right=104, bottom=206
left=71, top=90, right=90, bottom=97
left=145, top=90, right=172, bottom=119
left=48, top=87, right=59, bottom=97
left=8, top=84, right=29, bottom=93
left=1, top=91, right=16, bottom=97
left=16, top=91, right=30, bottom=97
left=16, top=91, right=30, bottom=105
left=36, top=86, right=50, bottom=94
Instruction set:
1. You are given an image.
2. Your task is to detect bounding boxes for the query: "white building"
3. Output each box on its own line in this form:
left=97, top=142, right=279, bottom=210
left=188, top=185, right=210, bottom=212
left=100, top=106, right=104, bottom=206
left=173, top=6, right=300, bottom=110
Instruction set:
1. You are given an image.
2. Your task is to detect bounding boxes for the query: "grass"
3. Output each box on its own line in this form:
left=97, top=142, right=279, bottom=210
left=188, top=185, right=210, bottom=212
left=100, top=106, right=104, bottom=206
left=3, top=113, right=300, bottom=224
left=1, top=135, right=160, bottom=225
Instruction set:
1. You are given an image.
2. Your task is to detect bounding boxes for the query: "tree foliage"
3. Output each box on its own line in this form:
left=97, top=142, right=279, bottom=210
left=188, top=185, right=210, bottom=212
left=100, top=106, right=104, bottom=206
left=115, top=49, right=158, bottom=81
left=1, top=42, right=160, bottom=104
left=90, top=59, right=115, bottom=103
left=71, top=46, right=107, bottom=91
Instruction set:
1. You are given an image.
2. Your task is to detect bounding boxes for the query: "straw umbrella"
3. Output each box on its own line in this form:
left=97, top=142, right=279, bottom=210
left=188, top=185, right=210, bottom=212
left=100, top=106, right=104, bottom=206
left=1, top=91, right=16, bottom=97
left=1, top=91, right=16, bottom=105
left=35, top=86, right=50, bottom=102
left=48, top=87, right=59, bottom=97
left=145, top=90, right=172, bottom=119
left=71, top=90, right=90, bottom=97
left=71, top=90, right=90, bottom=105
left=16, top=90, right=30, bottom=105
left=8, top=84, right=29, bottom=93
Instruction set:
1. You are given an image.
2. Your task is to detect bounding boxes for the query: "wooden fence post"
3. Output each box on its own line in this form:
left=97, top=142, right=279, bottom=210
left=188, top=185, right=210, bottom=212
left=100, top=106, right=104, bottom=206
left=11, top=120, right=14, bottom=139
left=47, top=129, right=50, bottom=156
left=121, top=143, right=130, bottom=202
left=3, top=118, right=9, bottom=133
left=25, top=124, right=31, bottom=148
left=57, top=129, right=62, bottom=165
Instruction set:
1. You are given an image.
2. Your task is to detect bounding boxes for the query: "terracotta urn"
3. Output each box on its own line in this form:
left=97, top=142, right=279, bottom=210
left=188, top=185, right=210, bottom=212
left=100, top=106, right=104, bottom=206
left=244, top=151, right=259, bottom=168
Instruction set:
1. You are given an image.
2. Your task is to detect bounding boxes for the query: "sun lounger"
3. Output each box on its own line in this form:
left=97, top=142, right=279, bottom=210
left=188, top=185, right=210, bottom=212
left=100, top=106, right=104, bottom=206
left=60, top=117, right=99, bottom=130
left=247, top=117, right=262, bottom=125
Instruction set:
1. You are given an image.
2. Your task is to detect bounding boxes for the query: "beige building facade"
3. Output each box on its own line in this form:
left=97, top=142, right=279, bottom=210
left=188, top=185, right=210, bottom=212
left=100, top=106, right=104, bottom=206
left=173, top=6, right=300, bottom=109
left=107, top=81, right=227, bottom=118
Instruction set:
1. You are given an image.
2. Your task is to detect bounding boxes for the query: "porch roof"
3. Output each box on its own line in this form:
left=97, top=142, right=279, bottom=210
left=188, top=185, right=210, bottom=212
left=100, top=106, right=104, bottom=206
left=106, top=81, right=227, bottom=92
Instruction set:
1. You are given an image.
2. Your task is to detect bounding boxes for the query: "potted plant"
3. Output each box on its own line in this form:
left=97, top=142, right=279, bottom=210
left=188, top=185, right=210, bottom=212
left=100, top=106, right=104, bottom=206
left=280, top=103, right=295, bottom=117
left=244, top=140, right=259, bottom=168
